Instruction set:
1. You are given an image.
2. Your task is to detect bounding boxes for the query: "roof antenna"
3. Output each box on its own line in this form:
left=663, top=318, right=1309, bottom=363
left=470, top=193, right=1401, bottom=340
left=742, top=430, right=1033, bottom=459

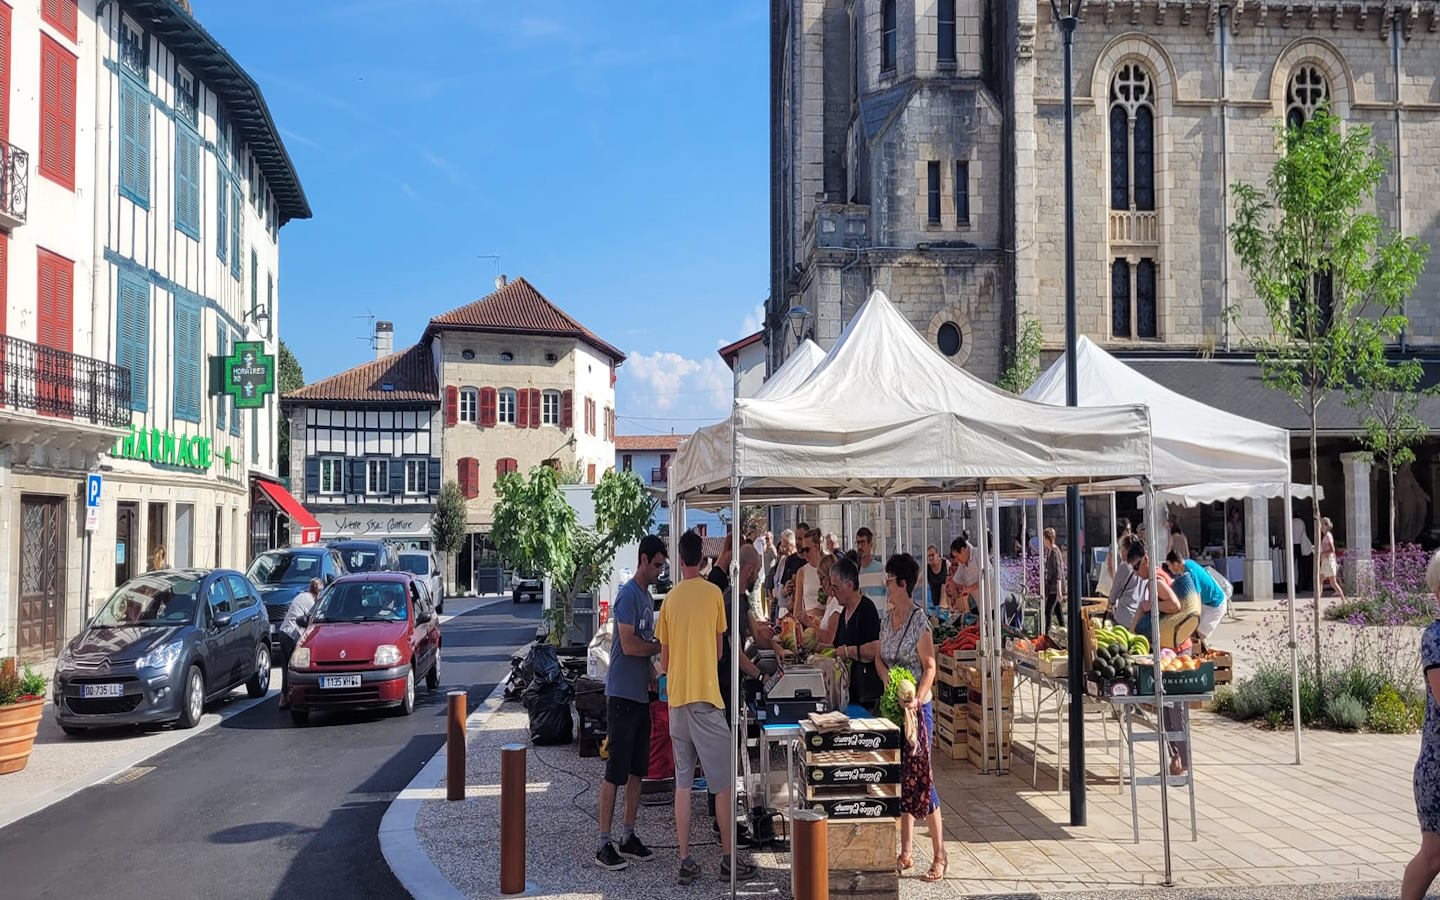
left=477, top=253, right=503, bottom=290
left=353, top=312, right=377, bottom=350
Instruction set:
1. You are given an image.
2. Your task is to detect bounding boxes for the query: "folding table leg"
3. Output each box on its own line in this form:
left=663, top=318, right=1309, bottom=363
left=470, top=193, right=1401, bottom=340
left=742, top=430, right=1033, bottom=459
left=1126, top=706, right=1140, bottom=844
left=1185, top=705, right=1198, bottom=841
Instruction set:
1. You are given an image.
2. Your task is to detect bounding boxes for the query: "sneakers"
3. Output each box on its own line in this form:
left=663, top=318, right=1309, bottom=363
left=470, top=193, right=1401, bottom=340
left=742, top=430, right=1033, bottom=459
left=721, top=855, right=758, bottom=882
left=617, top=834, right=654, bottom=861
left=677, top=858, right=702, bottom=885
left=595, top=842, right=628, bottom=871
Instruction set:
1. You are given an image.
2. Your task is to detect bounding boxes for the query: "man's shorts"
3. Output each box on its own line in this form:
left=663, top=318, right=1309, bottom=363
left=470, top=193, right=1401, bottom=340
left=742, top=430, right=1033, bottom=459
left=1197, top=601, right=1226, bottom=641
left=668, top=701, right=730, bottom=794
left=603, top=696, right=651, bottom=786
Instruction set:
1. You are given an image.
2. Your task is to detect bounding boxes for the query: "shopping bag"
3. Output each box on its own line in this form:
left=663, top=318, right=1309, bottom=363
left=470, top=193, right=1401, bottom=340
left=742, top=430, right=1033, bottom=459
left=648, top=700, right=675, bottom=781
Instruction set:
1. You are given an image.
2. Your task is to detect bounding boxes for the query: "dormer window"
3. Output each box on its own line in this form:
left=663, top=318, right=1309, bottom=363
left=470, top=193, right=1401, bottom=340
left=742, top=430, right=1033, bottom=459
left=176, top=65, right=199, bottom=126
left=120, top=18, right=147, bottom=79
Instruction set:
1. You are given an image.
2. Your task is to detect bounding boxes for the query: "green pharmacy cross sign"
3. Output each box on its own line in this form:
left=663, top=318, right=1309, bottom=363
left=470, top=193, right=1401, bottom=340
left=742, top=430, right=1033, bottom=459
left=211, top=341, right=275, bottom=409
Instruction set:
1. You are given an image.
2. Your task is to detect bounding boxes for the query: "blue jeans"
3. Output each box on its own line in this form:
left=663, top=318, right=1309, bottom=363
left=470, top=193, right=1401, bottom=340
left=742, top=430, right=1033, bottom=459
left=919, top=700, right=941, bottom=810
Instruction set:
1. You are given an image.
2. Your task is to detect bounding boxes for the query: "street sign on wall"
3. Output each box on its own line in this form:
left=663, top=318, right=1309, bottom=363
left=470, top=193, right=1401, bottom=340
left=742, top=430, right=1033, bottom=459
left=85, top=473, right=102, bottom=531
left=210, top=341, right=275, bottom=409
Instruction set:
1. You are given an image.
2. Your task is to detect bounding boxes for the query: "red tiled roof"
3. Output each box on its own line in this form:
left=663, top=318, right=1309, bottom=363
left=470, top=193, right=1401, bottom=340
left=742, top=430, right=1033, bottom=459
left=427, top=277, right=625, bottom=363
left=718, top=330, right=763, bottom=367
left=614, top=434, right=687, bottom=452
left=282, top=342, right=438, bottom=404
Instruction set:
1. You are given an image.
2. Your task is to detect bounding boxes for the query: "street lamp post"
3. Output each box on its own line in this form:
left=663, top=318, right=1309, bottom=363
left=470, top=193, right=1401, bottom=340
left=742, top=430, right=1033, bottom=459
left=786, top=305, right=811, bottom=348
left=1050, top=0, right=1086, bottom=828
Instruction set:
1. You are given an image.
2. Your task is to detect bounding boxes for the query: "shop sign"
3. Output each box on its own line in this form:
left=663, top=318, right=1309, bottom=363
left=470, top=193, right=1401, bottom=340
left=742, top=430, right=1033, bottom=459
left=111, top=425, right=213, bottom=470
left=212, top=341, right=275, bottom=410
left=315, top=512, right=432, bottom=539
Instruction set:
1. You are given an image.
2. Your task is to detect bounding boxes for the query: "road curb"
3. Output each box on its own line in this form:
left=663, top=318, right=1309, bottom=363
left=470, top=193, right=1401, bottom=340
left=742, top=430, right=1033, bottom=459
left=379, top=678, right=509, bottom=900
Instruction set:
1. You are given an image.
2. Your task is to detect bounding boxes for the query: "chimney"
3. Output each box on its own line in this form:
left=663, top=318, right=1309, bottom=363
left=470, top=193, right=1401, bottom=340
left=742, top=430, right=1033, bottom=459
left=375, top=320, right=394, bottom=360
left=495, top=274, right=507, bottom=290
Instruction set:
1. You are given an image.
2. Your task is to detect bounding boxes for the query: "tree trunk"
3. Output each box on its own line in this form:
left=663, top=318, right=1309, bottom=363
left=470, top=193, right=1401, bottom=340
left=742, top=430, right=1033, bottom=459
left=1310, top=407, right=1322, bottom=697
left=1390, top=461, right=1398, bottom=580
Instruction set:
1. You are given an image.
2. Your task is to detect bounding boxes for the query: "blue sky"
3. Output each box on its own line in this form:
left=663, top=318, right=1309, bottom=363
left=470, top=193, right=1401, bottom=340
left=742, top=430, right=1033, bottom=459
left=196, top=0, right=769, bottom=433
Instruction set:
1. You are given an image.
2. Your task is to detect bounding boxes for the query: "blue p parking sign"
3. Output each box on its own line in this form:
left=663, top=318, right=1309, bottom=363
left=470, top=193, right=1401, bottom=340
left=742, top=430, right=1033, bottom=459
left=86, top=473, right=102, bottom=532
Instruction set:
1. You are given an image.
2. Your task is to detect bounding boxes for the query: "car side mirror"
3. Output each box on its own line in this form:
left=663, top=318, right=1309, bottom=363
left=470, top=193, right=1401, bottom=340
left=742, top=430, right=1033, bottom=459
left=296, top=614, right=310, bottom=628
left=213, top=613, right=233, bottom=629
left=416, top=609, right=432, bottom=624
left=324, top=574, right=335, bottom=585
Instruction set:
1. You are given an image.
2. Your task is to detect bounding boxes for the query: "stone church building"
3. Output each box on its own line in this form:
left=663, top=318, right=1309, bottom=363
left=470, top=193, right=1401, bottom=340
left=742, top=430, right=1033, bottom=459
left=767, top=0, right=1440, bottom=593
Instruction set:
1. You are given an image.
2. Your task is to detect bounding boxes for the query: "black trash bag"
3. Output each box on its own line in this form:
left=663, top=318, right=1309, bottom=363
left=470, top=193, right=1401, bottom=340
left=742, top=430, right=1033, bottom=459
left=525, top=678, right=574, bottom=745
left=504, top=644, right=535, bottom=703
left=522, top=642, right=563, bottom=688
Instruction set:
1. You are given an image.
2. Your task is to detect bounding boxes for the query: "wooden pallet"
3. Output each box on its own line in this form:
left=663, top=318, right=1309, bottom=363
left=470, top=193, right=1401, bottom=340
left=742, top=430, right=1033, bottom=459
left=826, top=817, right=899, bottom=872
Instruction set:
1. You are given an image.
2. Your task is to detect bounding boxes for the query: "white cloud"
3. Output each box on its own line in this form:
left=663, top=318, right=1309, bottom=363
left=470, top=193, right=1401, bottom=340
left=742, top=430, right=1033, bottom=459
left=741, top=303, right=764, bottom=335
left=621, top=350, right=732, bottom=421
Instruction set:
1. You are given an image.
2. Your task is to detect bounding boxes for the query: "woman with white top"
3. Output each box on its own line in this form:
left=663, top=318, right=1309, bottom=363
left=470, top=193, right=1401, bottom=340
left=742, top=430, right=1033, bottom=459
left=1319, top=516, right=1346, bottom=604
left=792, top=532, right=824, bottom=626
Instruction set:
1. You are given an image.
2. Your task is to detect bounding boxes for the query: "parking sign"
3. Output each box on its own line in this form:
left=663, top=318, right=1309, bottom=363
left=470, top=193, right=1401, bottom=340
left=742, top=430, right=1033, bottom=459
left=86, top=473, right=102, bottom=532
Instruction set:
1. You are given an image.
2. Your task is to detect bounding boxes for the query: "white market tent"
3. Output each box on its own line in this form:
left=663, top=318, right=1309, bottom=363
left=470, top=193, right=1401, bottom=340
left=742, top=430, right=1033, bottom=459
left=1024, top=335, right=1307, bottom=765
left=672, top=290, right=1164, bottom=895
left=755, top=338, right=826, bottom=399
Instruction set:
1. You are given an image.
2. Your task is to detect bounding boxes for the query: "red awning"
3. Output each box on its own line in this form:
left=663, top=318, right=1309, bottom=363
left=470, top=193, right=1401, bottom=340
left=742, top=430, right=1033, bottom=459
left=255, top=480, right=322, bottom=545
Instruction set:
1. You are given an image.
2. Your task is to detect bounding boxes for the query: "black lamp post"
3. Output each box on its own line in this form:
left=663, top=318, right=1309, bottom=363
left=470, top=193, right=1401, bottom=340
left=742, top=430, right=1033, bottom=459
left=1050, top=0, right=1086, bottom=829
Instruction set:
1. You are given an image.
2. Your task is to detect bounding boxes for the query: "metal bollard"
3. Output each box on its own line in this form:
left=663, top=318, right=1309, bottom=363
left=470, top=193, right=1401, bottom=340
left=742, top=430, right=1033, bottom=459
left=446, top=691, right=466, bottom=801
left=500, top=743, right=527, bottom=895
left=791, top=809, right=828, bottom=900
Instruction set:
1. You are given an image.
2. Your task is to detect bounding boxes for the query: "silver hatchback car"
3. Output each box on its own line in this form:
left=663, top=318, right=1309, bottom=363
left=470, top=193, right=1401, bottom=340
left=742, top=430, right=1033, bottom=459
left=397, top=550, right=444, bottom=614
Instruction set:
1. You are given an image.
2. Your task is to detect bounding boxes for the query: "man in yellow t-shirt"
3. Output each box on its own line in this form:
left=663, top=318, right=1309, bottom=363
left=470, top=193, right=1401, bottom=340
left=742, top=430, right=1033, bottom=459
left=656, top=530, right=755, bottom=884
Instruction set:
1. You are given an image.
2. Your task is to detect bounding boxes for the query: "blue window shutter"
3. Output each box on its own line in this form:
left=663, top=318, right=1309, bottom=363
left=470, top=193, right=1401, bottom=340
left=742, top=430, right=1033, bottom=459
left=229, top=329, right=241, bottom=435
left=175, top=129, right=199, bottom=238
left=250, top=247, right=258, bottom=312
left=389, top=460, right=405, bottom=495
left=427, top=458, right=440, bottom=494
left=304, top=457, right=320, bottom=496
left=348, top=458, right=365, bottom=494
left=172, top=294, right=200, bottom=422
left=230, top=183, right=242, bottom=279
left=136, top=82, right=151, bottom=203
left=119, top=78, right=149, bottom=207
left=215, top=166, right=227, bottom=262
left=215, top=322, right=226, bottom=430
left=116, top=272, right=149, bottom=413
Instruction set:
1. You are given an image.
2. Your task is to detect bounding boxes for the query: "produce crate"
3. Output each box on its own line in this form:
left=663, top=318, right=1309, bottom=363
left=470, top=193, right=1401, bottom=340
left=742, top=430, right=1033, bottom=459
left=969, top=741, right=1012, bottom=772
left=826, top=817, right=899, bottom=872
left=1038, top=655, right=1070, bottom=678
left=933, top=730, right=966, bottom=761
left=938, top=653, right=973, bottom=685
left=801, top=717, right=900, bottom=753
left=934, top=681, right=968, bottom=706
left=1085, top=674, right=1134, bottom=699
left=932, top=699, right=966, bottom=746
left=966, top=713, right=1013, bottom=745
left=804, top=750, right=901, bottom=788
left=802, top=782, right=902, bottom=820
left=830, top=868, right=900, bottom=899
left=963, top=663, right=1015, bottom=701
left=1203, top=649, right=1233, bottom=685
left=1135, top=660, right=1215, bottom=696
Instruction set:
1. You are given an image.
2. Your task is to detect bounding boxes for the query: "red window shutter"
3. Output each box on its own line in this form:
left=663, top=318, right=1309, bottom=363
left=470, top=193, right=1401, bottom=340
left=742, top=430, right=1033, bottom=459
left=37, top=249, right=72, bottom=352
left=587, top=463, right=596, bottom=484
left=610, top=363, right=616, bottom=388
left=495, top=458, right=505, bottom=479
left=0, top=4, right=12, bottom=142
left=39, top=36, right=76, bottom=190
left=456, top=459, right=469, bottom=497
left=0, top=234, right=7, bottom=336
left=445, top=386, right=458, bottom=427
left=561, top=390, right=573, bottom=428
left=467, top=458, right=480, bottom=497
left=529, top=389, right=541, bottom=429
left=517, top=388, right=530, bottom=428
left=479, top=387, right=497, bottom=427
left=42, top=0, right=79, bottom=41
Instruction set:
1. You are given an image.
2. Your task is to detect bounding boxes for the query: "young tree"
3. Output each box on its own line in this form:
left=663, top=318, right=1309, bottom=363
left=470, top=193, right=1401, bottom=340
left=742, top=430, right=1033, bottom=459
left=1348, top=360, right=1430, bottom=578
left=1230, top=109, right=1427, bottom=684
left=277, top=340, right=304, bottom=477
left=997, top=315, right=1044, bottom=394
left=492, top=465, right=654, bottom=644
left=431, top=480, right=468, bottom=596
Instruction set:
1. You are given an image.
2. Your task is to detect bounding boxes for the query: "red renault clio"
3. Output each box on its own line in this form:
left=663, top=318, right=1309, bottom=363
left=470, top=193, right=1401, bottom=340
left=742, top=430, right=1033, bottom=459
left=285, top=572, right=441, bottom=724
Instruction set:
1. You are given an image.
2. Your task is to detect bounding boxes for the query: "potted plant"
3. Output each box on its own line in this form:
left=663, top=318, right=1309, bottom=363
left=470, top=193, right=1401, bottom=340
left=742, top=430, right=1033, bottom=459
left=0, top=654, right=47, bottom=775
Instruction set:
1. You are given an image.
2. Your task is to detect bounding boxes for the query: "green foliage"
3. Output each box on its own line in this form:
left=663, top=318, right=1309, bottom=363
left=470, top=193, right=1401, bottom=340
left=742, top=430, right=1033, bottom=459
left=1229, top=108, right=1428, bottom=688
left=997, top=315, right=1045, bottom=394
left=1406, top=687, right=1428, bottom=731
left=1367, top=684, right=1413, bottom=734
left=1334, top=664, right=1387, bottom=707
left=1229, top=677, right=1273, bottom=721
left=276, top=340, right=304, bottom=477
left=431, top=481, right=469, bottom=558
left=492, top=466, right=654, bottom=642
left=1326, top=692, right=1367, bottom=730
left=1348, top=360, right=1431, bottom=577
left=1210, top=686, right=1235, bottom=716
left=878, top=666, right=916, bottom=727
left=0, top=662, right=45, bottom=705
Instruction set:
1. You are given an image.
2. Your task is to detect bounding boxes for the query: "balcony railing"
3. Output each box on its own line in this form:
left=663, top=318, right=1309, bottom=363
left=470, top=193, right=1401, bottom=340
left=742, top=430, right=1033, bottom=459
left=1109, top=209, right=1159, bottom=245
left=0, top=333, right=133, bottom=427
left=0, top=138, right=28, bottom=229
left=651, top=467, right=668, bottom=485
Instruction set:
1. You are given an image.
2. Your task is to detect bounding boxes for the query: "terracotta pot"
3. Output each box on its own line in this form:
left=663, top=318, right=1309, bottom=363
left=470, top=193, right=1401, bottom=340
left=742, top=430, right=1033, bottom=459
left=0, top=697, right=45, bottom=775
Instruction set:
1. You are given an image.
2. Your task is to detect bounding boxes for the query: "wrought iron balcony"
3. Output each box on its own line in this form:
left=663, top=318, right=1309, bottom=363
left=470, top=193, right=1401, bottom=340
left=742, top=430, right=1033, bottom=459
left=651, top=467, right=668, bottom=485
left=0, top=333, right=133, bottom=427
left=0, top=138, right=28, bottom=230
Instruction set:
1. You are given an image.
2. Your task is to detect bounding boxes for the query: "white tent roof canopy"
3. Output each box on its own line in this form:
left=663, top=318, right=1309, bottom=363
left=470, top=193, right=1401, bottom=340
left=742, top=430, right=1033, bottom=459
left=1025, top=336, right=1292, bottom=487
left=671, top=290, right=1154, bottom=504
left=1148, top=482, right=1323, bottom=508
left=754, top=338, right=826, bottom=400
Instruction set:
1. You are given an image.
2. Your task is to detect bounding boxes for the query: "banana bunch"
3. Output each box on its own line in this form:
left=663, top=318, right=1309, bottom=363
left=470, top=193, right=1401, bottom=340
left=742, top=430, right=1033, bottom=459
left=1095, top=623, right=1150, bottom=656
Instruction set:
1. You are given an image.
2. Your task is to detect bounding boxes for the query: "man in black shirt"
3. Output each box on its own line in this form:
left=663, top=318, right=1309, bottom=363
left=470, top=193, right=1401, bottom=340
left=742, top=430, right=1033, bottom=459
left=828, top=556, right=882, bottom=710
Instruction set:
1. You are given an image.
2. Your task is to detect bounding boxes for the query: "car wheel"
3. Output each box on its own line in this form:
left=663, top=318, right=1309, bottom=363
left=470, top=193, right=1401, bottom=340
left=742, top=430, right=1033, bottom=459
left=60, top=724, right=87, bottom=737
left=426, top=649, right=440, bottom=690
left=290, top=709, right=309, bottom=726
left=178, top=665, right=205, bottom=729
left=437, top=600, right=444, bottom=615
left=398, top=666, right=416, bottom=716
left=245, top=642, right=271, bottom=698
left=512, top=591, right=519, bottom=604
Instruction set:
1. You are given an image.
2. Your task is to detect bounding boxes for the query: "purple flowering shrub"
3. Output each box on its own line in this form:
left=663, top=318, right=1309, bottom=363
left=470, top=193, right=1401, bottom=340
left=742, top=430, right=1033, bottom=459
left=1326, top=543, right=1438, bottom=627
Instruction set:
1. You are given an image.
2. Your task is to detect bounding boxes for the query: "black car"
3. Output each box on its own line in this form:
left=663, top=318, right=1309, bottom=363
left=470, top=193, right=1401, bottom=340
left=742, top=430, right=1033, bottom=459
left=246, top=547, right=347, bottom=647
left=53, top=569, right=271, bottom=734
left=328, top=539, right=399, bottom=574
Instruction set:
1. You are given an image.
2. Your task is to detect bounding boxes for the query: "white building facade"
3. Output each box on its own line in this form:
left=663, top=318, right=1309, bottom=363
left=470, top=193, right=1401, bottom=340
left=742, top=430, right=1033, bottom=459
left=1, top=0, right=309, bottom=662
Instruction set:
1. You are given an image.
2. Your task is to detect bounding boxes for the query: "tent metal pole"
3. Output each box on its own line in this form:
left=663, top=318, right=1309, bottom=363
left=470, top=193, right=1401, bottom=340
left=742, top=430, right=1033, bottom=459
left=991, top=490, right=1004, bottom=772
left=729, top=480, right=741, bottom=900
left=878, top=499, right=888, bottom=559
left=1144, top=478, right=1174, bottom=885
left=1284, top=480, right=1303, bottom=764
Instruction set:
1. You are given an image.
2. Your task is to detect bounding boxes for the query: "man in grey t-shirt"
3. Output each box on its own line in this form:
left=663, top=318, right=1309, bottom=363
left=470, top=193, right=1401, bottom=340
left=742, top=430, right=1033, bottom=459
left=596, top=535, right=667, bottom=871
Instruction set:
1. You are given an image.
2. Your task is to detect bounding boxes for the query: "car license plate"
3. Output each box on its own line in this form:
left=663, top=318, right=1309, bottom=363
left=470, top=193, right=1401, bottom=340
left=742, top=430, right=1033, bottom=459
left=81, top=683, right=124, bottom=698
left=320, top=675, right=361, bottom=689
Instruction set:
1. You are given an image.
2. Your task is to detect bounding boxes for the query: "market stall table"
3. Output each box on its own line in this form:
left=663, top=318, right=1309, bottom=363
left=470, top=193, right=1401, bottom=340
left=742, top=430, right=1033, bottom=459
left=1011, top=661, right=1125, bottom=792
left=1109, top=691, right=1211, bottom=843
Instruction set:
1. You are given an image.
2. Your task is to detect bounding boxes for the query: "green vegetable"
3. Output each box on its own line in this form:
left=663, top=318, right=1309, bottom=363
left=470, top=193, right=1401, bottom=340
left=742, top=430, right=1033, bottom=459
left=878, top=666, right=917, bottom=726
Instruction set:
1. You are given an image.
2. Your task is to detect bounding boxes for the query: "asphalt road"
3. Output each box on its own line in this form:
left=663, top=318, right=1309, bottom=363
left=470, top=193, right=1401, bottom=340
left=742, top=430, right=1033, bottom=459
left=0, top=596, right=542, bottom=900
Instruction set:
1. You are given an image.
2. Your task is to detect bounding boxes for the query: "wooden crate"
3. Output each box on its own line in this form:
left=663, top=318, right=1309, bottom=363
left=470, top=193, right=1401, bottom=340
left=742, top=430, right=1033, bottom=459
left=826, top=817, right=898, bottom=872
left=804, top=750, right=901, bottom=788
left=933, top=731, right=966, bottom=761
left=801, top=717, right=900, bottom=753
left=963, top=663, right=1015, bottom=700
left=969, top=741, right=1013, bottom=771
left=966, top=713, right=1013, bottom=746
left=1205, top=649, right=1234, bottom=685
left=829, top=869, right=900, bottom=899
left=937, top=653, right=968, bottom=685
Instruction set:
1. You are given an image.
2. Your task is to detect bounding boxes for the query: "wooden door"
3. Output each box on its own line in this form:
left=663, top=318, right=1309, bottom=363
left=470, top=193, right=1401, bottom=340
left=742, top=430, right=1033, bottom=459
left=18, top=496, right=65, bottom=660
